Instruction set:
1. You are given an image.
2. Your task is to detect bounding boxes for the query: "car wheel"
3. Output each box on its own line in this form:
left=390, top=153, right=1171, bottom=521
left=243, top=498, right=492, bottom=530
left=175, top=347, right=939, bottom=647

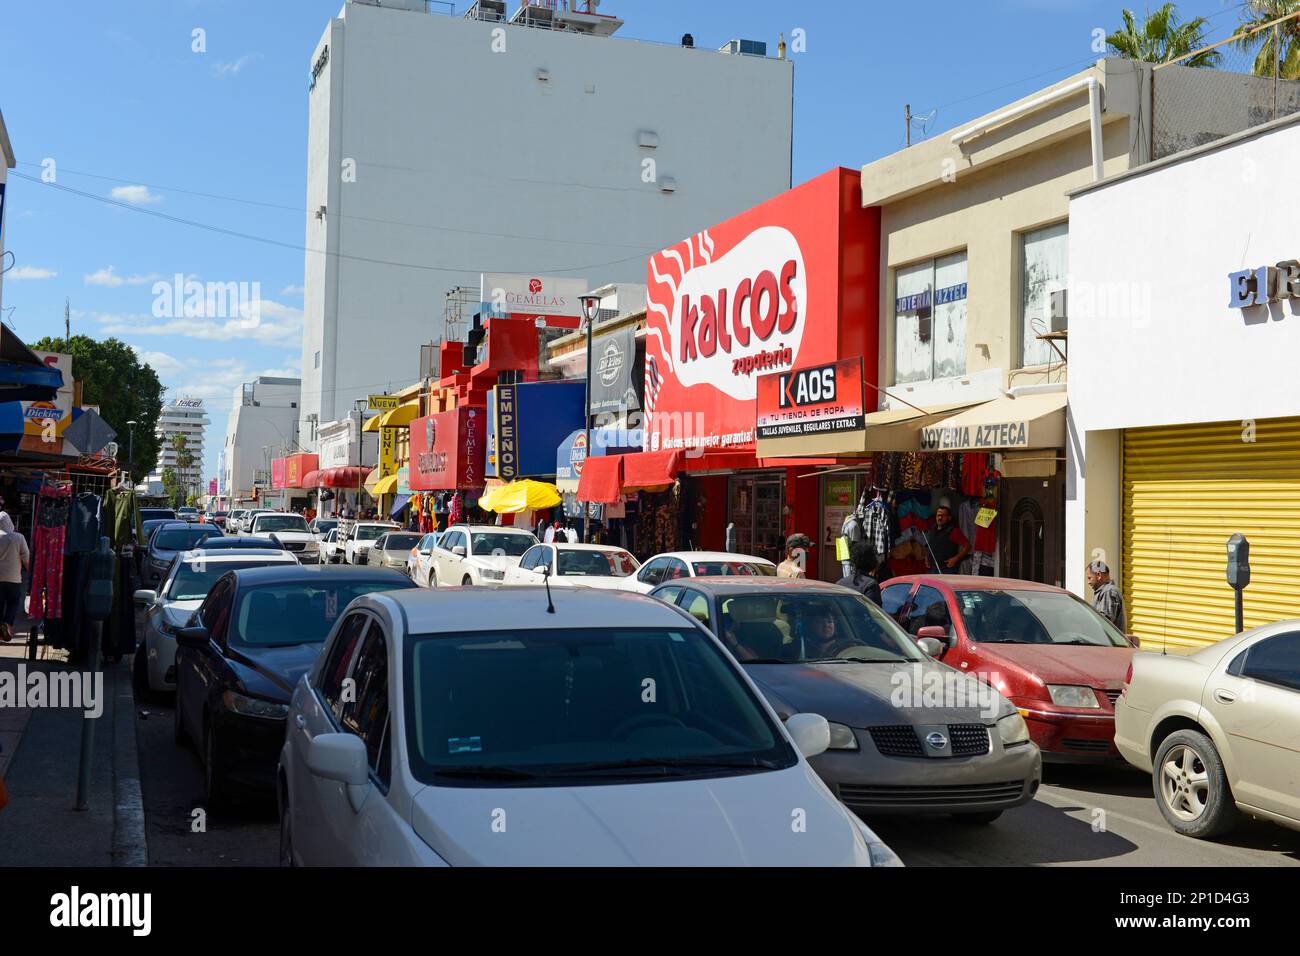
left=173, top=681, right=189, bottom=747
left=132, top=646, right=152, bottom=701
left=278, top=780, right=295, bottom=867
left=462, top=575, right=473, bottom=587
left=203, top=721, right=231, bottom=812
left=953, top=810, right=1003, bottom=825
left=1153, top=730, right=1240, bottom=839
left=428, top=570, right=437, bottom=589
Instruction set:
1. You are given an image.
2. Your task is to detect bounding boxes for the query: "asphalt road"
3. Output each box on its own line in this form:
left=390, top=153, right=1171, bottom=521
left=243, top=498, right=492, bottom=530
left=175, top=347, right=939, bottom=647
left=867, top=763, right=1300, bottom=867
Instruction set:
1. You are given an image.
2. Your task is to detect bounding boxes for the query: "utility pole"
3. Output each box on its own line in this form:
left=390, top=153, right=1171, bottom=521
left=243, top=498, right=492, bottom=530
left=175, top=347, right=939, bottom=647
left=905, top=104, right=911, bottom=147
left=64, top=297, right=70, bottom=344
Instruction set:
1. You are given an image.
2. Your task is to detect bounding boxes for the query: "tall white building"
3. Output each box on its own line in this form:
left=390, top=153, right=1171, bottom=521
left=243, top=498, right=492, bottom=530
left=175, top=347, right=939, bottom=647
left=299, top=0, right=794, bottom=445
left=147, top=397, right=210, bottom=494
left=222, top=376, right=302, bottom=505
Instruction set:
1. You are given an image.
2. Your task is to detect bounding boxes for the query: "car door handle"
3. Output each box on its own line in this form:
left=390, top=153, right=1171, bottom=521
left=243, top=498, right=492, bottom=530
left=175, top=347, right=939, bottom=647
left=1213, top=688, right=1237, bottom=704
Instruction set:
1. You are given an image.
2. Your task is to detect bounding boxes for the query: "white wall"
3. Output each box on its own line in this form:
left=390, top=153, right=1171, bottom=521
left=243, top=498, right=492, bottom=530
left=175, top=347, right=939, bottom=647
left=299, top=1, right=794, bottom=443
left=1065, top=116, right=1300, bottom=593
left=223, top=378, right=302, bottom=501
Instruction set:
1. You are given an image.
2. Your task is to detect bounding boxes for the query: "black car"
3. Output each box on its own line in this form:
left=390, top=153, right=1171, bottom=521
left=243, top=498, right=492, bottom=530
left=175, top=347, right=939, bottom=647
left=143, top=523, right=224, bottom=588
left=193, top=536, right=291, bottom=553
left=140, top=508, right=178, bottom=523
left=173, top=564, right=417, bottom=807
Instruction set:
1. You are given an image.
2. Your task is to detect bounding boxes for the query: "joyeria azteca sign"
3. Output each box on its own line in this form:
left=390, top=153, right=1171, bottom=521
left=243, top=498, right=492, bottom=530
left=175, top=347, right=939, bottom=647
left=645, top=169, right=874, bottom=452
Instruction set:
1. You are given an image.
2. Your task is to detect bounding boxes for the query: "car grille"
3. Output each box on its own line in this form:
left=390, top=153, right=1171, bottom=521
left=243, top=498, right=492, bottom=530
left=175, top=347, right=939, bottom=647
left=868, top=724, right=991, bottom=758
left=840, top=781, right=1025, bottom=808
left=283, top=542, right=304, bottom=551
left=1062, top=738, right=1112, bottom=754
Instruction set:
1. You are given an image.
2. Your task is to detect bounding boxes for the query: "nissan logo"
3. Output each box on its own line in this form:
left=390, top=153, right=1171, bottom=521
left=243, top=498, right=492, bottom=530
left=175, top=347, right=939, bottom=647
left=925, top=732, right=948, bottom=750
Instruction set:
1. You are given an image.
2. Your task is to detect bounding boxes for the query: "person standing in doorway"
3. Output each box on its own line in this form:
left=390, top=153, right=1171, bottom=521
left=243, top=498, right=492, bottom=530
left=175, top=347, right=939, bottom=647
left=925, top=505, right=970, bottom=574
left=1087, top=560, right=1126, bottom=631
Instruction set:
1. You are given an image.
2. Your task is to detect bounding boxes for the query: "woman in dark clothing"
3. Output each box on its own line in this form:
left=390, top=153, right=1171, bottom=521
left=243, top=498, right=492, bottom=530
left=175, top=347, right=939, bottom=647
left=837, top=541, right=882, bottom=607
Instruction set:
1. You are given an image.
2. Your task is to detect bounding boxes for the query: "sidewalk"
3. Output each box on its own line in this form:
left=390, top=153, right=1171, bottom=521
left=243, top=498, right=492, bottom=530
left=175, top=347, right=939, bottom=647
left=0, top=612, right=147, bottom=866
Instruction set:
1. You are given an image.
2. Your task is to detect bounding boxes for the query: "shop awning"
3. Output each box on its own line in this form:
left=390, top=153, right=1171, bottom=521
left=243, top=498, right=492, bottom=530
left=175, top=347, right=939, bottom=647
left=757, top=400, right=982, bottom=458
left=379, top=401, right=420, bottom=429
left=0, top=325, right=63, bottom=402
left=301, top=469, right=322, bottom=488
left=622, top=449, right=682, bottom=493
left=371, top=473, right=400, bottom=495
left=320, top=465, right=372, bottom=488
left=362, top=415, right=382, bottom=433
left=389, top=494, right=411, bottom=519
left=918, top=391, right=1068, bottom=452
left=576, top=454, right=623, bottom=504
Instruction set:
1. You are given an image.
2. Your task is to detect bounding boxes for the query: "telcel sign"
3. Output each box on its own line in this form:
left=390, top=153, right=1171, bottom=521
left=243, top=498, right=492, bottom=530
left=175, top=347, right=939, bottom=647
left=1228, top=259, right=1300, bottom=309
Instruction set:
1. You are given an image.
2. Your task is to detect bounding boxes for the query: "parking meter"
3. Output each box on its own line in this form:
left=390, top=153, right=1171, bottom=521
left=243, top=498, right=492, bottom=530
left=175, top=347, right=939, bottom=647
left=1226, top=533, right=1249, bottom=634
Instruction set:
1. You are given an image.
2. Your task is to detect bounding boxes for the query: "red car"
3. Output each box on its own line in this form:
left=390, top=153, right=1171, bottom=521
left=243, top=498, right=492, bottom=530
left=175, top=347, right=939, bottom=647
left=880, top=575, right=1137, bottom=763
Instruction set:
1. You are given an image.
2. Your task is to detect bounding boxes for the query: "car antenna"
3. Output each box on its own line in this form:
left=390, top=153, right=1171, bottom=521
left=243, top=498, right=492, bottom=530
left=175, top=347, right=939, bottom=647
left=542, top=565, right=556, bottom=614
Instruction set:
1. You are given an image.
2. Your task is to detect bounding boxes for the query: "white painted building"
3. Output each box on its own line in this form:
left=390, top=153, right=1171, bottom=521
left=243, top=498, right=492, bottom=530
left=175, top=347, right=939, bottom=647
left=146, top=397, right=210, bottom=496
left=299, top=0, right=794, bottom=447
left=1066, top=112, right=1300, bottom=650
left=222, top=376, right=303, bottom=505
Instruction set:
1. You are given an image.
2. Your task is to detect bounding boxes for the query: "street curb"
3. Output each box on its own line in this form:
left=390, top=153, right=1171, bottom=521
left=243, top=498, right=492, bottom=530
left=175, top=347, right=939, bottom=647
left=111, top=662, right=148, bottom=866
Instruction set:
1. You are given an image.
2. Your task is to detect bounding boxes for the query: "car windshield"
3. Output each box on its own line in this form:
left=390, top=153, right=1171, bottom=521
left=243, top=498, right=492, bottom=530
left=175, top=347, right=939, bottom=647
left=154, top=527, right=221, bottom=551
left=354, top=525, right=391, bottom=541
left=254, top=515, right=309, bottom=533
left=314, top=520, right=339, bottom=533
left=717, top=592, right=927, bottom=664
left=956, top=589, right=1129, bottom=647
left=384, top=534, right=422, bottom=551
left=230, top=580, right=409, bottom=647
left=403, top=627, right=795, bottom=786
left=557, top=548, right=639, bottom=577
left=470, top=532, right=534, bottom=557
left=691, top=560, right=775, bottom=577
left=168, top=560, right=288, bottom=601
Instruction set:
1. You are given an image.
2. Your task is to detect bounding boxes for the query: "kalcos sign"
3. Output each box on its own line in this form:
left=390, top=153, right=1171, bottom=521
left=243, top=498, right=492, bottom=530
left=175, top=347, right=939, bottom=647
left=679, top=259, right=800, bottom=369
left=1228, top=259, right=1300, bottom=309
left=921, top=421, right=1029, bottom=451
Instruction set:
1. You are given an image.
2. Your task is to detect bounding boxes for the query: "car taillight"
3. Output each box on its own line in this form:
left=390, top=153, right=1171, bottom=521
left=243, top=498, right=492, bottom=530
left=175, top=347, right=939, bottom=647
left=1124, top=661, right=1133, bottom=685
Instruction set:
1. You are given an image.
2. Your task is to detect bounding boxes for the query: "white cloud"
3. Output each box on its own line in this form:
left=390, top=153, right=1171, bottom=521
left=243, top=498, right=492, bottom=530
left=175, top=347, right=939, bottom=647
left=214, top=54, right=258, bottom=77
left=85, top=265, right=162, bottom=287
left=7, top=265, right=57, bottom=280
left=110, top=185, right=162, bottom=205
left=280, top=284, right=305, bottom=296
left=97, top=297, right=304, bottom=347
left=133, top=349, right=186, bottom=376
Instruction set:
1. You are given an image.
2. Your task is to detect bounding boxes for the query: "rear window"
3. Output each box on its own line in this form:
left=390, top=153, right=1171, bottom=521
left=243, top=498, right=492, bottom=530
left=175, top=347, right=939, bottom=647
left=354, top=525, right=391, bottom=541
left=168, top=560, right=289, bottom=601
left=154, top=528, right=222, bottom=550
left=691, top=560, right=775, bottom=577
left=384, top=534, right=422, bottom=551
left=230, top=578, right=415, bottom=647
left=557, top=549, right=639, bottom=577
left=469, top=532, right=535, bottom=557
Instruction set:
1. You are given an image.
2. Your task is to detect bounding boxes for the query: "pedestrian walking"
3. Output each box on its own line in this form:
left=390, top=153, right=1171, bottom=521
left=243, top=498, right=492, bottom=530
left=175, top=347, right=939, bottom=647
left=777, top=533, right=811, bottom=578
left=0, top=512, right=31, bottom=643
left=837, top=540, right=882, bottom=606
left=1087, top=560, right=1126, bottom=631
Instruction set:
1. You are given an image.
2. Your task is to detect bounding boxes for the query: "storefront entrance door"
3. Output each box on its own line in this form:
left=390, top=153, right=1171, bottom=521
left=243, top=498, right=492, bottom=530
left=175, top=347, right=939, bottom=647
left=1001, top=475, right=1064, bottom=586
left=728, top=475, right=784, bottom=565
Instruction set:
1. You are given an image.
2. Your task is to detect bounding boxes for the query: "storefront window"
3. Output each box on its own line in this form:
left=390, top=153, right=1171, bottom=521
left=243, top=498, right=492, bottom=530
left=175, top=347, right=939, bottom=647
left=1019, top=222, right=1068, bottom=368
left=893, top=252, right=968, bottom=384
left=728, top=476, right=784, bottom=565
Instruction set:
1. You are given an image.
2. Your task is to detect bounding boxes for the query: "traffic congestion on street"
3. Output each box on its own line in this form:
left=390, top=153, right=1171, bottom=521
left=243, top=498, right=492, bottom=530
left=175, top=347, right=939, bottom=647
left=1, top=0, right=1298, bottom=938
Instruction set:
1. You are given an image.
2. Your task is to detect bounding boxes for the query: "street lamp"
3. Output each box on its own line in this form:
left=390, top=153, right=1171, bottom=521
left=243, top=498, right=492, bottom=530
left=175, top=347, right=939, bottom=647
left=578, top=293, right=601, bottom=543
left=125, top=420, right=137, bottom=483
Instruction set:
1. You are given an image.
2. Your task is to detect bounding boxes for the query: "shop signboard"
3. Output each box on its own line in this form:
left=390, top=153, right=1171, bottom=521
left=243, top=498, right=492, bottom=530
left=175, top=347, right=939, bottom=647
left=409, top=408, right=485, bottom=491
left=22, top=351, right=73, bottom=440
left=495, top=384, right=518, bottom=481
left=317, top=419, right=356, bottom=469
left=368, top=394, right=400, bottom=411
left=208, top=478, right=218, bottom=497
left=271, top=457, right=287, bottom=490
left=590, top=325, right=640, bottom=414
left=755, top=357, right=865, bottom=440
left=644, top=168, right=879, bottom=454
left=480, top=273, right=588, bottom=328
left=379, top=425, right=396, bottom=477
left=493, top=380, right=586, bottom=480
left=284, top=453, right=318, bottom=488
left=920, top=420, right=1030, bottom=451
left=555, top=425, right=644, bottom=484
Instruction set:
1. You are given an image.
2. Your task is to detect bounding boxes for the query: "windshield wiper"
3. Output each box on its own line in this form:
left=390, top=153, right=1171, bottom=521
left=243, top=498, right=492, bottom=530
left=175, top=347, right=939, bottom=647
left=431, top=765, right=542, bottom=780
left=740, top=658, right=788, bottom=664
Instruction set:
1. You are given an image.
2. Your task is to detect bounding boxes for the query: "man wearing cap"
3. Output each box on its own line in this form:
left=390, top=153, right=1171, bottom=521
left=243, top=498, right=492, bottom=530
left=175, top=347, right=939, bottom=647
left=778, top=533, right=811, bottom=578
left=1087, top=560, right=1126, bottom=631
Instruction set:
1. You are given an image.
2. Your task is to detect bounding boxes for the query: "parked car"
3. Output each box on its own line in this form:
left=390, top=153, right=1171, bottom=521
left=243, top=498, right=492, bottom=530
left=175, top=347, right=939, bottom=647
left=204, top=511, right=228, bottom=528
left=320, top=528, right=343, bottom=565
left=503, top=543, right=640, bottom=589
left=427, top=524, right=537, bottom=586
left=651, top=577, right=1040, bottom=821
left=248, top=512, right=320, bottom=563
left=278, top=586, right=902, bottom=866
left=177, top=506, right=200, bottom=523
left=173, top=564, right=417, bottom=808
left=342, top=521, right=401, bottom=566
left=366, top=532, right=423, bottom=571
left=309, top=517, right=339, bottom=541
left=142, top=523, right=224, bottom=588
left=192, top=535, right=294, bottom=554
left=880, top=575, right=1137, bottom=762
left=140, top=508, right=177, bottom=524
left=236, top=508, right=275, bottom=533
left=132, top=549, right=300, bottom=696
left=627, top=551, right=777, bottom=593
left=408, top=531, right=441, bottom=583
left=228, top=509, right=250, bottom=532
left=1116, top=622, right=1300, bottom=839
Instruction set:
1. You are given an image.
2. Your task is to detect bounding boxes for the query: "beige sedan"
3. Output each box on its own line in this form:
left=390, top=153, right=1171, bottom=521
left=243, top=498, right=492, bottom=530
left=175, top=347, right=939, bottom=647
left=1115, top=621, right=1300, bottom=839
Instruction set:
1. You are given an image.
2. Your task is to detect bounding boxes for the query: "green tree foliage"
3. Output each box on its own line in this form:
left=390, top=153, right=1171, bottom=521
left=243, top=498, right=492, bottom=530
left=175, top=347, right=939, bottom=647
left=1107, top=3, right=1221, bottom=66
left=1233, top=1, right=1300, bottom=80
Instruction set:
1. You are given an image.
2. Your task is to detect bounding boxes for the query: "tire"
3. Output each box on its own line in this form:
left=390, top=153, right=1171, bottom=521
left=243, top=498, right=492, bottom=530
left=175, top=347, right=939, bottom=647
left=133, top=647, right=152, bottom=701
left=278, top=779, right=295, bottom=867
left=203, top=721, right=231, bottom=812
left=173, top=681, right=189, bottom=747
left=462, top=575, right=473, bottom=587
left=428, top=570, right=437, bottom=589
left=953, top=810, right=1003, bottom=825
left=1152, top=729, right=1241, bottom=839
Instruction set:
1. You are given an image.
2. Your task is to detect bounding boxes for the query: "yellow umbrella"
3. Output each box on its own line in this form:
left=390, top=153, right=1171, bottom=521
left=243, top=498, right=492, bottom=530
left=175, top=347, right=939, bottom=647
left=479, top=479, right=562, bottom=514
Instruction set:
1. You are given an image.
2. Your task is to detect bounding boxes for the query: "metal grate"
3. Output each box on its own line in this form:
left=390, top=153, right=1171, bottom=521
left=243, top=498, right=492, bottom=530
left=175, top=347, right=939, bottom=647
left=1062, top=738, right=1112, bottom=754
left=869, top=726, right=924, bottom=757
left=1102, top=689, right=1121, bottom=706
left=840, top=781, right=1025, bottom=808
left=948, top=723, right=991, bottom=756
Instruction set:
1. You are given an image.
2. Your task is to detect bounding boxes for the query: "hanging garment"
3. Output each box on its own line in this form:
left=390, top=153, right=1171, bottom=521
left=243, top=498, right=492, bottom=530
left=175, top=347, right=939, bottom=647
left=958, top=497, right=980, bottom=574
left=961, top=453, right=990, bottom=497
left=67, top=493, right=102, bottom=553
left=973, top=467, right=1002, bottom=559
left=31, top=484, right=72, bottom=620
left=862, top=498, right=892, bottom=563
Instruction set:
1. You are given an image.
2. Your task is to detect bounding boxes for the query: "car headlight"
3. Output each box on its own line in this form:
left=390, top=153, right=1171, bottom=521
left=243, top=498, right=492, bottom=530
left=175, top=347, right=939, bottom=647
left=480, top=569, right=505, bottom=581
left=827, top=722, right=860, bottom=751
left=997, top=712, right=1031, bottom=747
left=854, top=820, right=904, bottom=867
left=221, top=690, right=289, bottom=720
left=1046, top=684, right=1100, bottom=709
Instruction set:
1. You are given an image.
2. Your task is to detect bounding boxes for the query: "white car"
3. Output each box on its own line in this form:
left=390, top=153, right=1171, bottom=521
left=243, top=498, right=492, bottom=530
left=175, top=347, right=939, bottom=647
left=277, top=587, right=902, bottom=866
left=408, top=531, right=441, bottom=584
left=237, top=508, right=275, bottom=534
left=310, top=517, right=340, bottom=543
left=502, top=543, right=640, bottom=590
left=626, top=551, right=778, bottom=593
left=320, top=528, right=343, bottom=564
left=131, top=548, right=299, bottom=695
left=249, top=512, right=322, bottom=563
left=228, top=509, right=248, bottom=532
left=344, top=521, right=400, bottom=565
left=428, top=524, right=537, bottom=587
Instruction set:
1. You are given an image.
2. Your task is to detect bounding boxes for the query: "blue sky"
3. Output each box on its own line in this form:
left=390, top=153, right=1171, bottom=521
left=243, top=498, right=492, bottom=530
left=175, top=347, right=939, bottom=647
left=0, top=0, right=1254, bottom=479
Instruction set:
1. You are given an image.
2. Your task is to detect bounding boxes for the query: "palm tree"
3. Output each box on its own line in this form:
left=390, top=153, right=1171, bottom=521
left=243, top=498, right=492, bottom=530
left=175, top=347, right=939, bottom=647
left=1232, top=1, right=1300, bottom=80
left=1107, top=3, right=1221, bottom=67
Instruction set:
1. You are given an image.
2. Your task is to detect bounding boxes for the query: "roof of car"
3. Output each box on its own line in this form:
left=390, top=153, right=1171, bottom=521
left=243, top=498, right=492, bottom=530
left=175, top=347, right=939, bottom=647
left=883, top=574, right=1066, bottom=593
left=674, top=577, right=852, bottom=595
left=224, top=564, right=413, bottom=586
left=376, top=586, right=691, bottom=635
left=545, top=543, right=631, bottom=552
left=178, top=549, right=297, bottom=563
left=450, top=524, right=535, bottom=533
left=649, top=551, right=775, bottom=564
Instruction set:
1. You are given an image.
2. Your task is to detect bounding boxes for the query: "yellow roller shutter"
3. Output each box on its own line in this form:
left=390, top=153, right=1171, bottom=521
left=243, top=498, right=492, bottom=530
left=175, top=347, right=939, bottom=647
left=1122, top=416, right=1300, bottom=651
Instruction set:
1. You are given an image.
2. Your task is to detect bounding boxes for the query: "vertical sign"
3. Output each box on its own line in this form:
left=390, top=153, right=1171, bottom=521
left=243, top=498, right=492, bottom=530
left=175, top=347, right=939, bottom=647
left=496, top=385, right=518, bottom=481
left=379, top=426, right=397, bottom=477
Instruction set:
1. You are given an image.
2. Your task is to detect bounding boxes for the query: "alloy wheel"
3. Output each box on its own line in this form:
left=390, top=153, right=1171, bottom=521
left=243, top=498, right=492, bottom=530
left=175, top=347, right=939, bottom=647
left=1159, top=744, right=1210, bottom=822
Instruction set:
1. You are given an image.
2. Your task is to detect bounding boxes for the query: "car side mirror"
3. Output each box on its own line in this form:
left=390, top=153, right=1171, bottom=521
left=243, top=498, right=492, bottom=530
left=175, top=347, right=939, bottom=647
left=785, top=713, right=830, bottom=759
left=452, top=545, right=467, bottom=557
left=916, top=637, right=945, bottom=658
left=133, top=589, right=157, bottom=606
left=176, top=625, right=210, bottom=649
left=307, top=733, right=371, bottom=811
left=916, top=625, right=950, bottom=651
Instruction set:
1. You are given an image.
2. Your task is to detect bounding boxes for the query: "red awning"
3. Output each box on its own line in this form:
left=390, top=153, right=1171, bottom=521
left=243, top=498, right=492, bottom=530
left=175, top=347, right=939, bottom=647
left=320, top=466, right=372, bottom=488
left=577, top=454, right=623, bottom=504
left=621, top=449, right=682, bottom=493
left=301, top=469, right=322, bottom=488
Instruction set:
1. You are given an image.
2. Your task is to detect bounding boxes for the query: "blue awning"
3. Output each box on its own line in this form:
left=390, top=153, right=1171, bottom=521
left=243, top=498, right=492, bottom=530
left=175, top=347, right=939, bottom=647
left=389, top=494, right=412, bottom=519
left=0, top=326, right=63, bottom=401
